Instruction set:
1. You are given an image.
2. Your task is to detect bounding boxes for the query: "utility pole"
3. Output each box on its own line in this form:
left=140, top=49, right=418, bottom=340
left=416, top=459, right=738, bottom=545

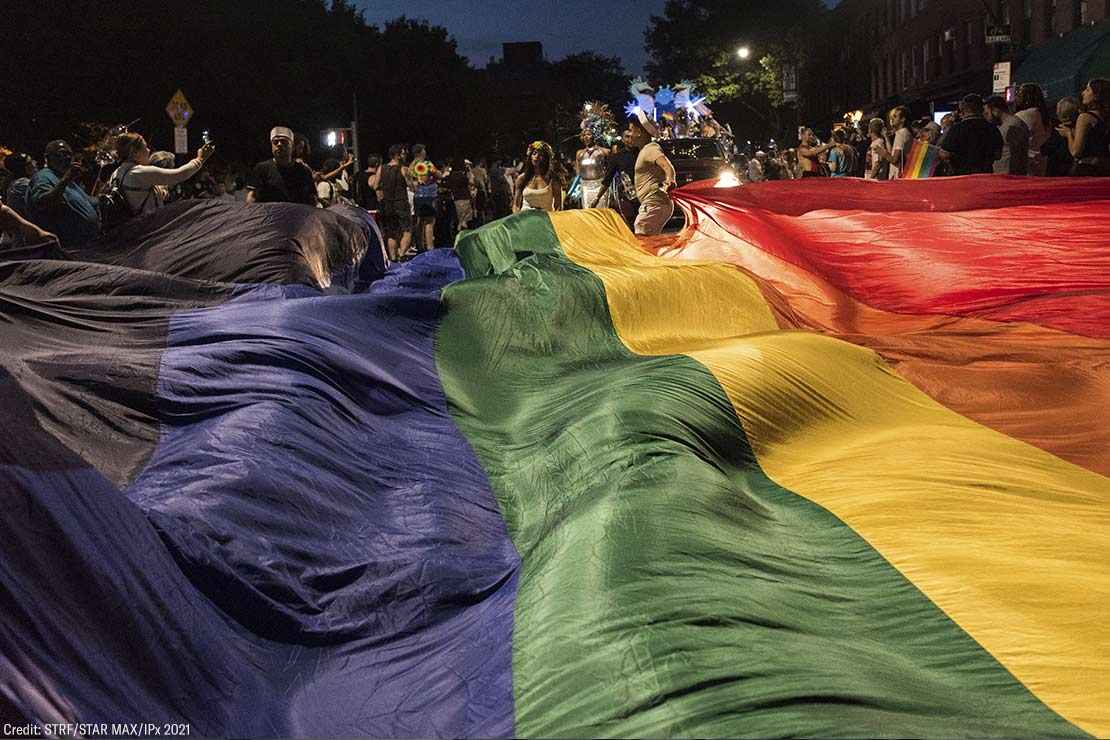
left=352, top=91, right=361, bottom=202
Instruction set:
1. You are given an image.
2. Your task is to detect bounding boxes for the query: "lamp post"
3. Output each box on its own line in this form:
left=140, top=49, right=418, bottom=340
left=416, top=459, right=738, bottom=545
left=736, top=46, right=751, bottom=60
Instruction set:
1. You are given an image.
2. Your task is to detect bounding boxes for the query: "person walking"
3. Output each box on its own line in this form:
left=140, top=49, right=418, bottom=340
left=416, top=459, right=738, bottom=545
left=627, top=113, right=675, bottom=236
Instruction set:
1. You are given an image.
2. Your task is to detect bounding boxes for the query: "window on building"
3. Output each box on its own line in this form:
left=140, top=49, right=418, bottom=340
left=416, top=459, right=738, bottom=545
left=917, top=0, right=927, bottom=13
left=1023, top=0, right=1033, bottom=43
left=1046, top=0, right=1057, bottom=36
left=922, top=41, right=930, bottom=81
left=1076, top=0, right=1089, bottom=24
left=964, top=18, right=975, bottom=66
left=1001, top=0, right=1010, bottom=26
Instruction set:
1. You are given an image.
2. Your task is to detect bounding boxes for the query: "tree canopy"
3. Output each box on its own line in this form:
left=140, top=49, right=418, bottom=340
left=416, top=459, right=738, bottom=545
left=3, top=0, right=630, bottom=166
left=644, top=0, right=828, bottom=142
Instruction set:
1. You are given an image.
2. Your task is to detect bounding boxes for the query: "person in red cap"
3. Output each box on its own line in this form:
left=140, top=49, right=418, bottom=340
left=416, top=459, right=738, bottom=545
left=246, top=126, right=317, bottom=205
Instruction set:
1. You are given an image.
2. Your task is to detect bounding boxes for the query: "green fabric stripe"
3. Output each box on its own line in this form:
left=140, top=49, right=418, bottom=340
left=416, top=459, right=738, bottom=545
left=436, top=220, right=1087, bottom=738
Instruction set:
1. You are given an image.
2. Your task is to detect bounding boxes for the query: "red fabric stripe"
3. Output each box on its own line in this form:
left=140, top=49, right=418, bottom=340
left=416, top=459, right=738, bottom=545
left=676, top=178, right=1110, bottom=338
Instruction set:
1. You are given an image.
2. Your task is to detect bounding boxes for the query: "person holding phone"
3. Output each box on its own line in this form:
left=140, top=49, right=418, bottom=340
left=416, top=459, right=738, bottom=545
left=109, top=132, right=215, bottom=217
left=27, top=140, right=100, bottom=247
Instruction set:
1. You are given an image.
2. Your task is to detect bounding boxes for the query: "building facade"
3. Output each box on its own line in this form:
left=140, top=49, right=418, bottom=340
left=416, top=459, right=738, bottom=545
left=805, top=0, right=1110, bottom=125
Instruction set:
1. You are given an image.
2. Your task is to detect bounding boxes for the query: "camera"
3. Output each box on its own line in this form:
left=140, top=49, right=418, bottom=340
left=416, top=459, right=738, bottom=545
left=202, top=130, right=213, bottom=145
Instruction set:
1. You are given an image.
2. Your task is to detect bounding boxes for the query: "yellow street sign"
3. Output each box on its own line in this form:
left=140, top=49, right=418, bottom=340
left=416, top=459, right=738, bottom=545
left=165, top=89, right=194, bottom=127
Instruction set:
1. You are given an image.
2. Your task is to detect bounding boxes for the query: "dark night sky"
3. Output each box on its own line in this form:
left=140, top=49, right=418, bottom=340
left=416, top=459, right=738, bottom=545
left=355, top=0, right=839, bottom=75
left=355, top=0, right=668, bottom=74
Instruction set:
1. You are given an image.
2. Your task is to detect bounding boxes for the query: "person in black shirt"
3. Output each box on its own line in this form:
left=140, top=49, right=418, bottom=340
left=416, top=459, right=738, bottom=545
left=939, top=95, right=1003, bottom=175
left=246, top=126, right=317, bottom=205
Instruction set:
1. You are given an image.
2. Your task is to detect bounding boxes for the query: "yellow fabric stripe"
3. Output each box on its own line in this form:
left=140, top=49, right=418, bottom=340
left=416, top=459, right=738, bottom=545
left=549, top=209, right=1110, bottom=736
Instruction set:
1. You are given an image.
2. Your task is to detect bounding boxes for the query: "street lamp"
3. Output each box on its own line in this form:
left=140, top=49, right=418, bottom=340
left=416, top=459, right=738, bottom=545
left=736, top=46, right=751, bottom=60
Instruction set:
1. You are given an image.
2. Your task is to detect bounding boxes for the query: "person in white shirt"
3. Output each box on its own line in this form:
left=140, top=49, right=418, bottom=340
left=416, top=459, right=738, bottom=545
left=1014, top=83, right=1052, bottom=176
left=110, top=133, right=214, bottom=216
left=886, top=106, right=913, bottom=179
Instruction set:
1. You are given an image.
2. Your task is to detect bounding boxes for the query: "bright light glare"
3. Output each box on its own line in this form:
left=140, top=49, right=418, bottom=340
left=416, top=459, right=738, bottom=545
left=326, top=131, right=338, bottom=147
left=715, top=170, right=741, bottom=188
left=736, top=46, right=751, bottom=60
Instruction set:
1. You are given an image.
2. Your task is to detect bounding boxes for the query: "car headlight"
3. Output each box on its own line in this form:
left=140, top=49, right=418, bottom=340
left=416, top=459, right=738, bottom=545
left=715, top=168, right=740, bottom=188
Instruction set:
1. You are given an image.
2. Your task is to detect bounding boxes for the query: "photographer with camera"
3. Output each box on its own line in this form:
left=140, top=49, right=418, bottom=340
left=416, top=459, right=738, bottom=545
left=27, top=140, right=100, bottom=247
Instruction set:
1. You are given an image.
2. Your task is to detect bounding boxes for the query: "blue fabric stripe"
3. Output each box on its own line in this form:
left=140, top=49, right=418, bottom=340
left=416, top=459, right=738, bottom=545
left=1, top=253, right=519, bottom=737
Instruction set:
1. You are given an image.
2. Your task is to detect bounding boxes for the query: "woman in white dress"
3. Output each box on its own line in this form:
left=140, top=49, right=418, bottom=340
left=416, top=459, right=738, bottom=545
left=513, top=141, right=563, bottom=213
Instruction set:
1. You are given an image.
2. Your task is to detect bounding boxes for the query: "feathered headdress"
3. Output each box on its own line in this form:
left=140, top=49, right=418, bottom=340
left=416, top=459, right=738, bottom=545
left=579, top=101, right=618, bottom=145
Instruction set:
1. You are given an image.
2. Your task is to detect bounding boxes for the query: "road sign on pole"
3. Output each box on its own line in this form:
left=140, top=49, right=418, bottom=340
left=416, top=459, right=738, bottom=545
left=174, top=126, right=188, bottom=154
left=165, top=89, right=194, bottom=128
left=992, top=62, right=1012, bottom=93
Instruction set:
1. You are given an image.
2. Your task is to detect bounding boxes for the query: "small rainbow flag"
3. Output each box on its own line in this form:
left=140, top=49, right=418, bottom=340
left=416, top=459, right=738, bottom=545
left=901, top=139, right=941, bottom=178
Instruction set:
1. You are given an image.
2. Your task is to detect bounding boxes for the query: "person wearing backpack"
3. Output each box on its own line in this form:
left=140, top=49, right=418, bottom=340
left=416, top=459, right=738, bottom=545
left=108, top=133, right=214, bottom=220
left=411, top=159, right=439, bottom=252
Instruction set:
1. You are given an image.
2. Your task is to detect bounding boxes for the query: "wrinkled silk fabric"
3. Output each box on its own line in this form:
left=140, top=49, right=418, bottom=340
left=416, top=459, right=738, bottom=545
left=2, top=181, right=1108, bottom=738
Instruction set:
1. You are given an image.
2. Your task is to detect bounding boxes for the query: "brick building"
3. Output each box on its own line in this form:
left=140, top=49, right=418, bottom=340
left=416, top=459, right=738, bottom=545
left=803, top=0, right=1110, bottom=126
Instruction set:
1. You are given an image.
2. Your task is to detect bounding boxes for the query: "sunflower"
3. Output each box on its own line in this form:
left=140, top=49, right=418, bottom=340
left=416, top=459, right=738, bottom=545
left=413, top=160, right=431, bottom=177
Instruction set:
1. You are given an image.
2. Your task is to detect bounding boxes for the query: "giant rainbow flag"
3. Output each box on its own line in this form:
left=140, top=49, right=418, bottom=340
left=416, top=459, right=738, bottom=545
left=1, top=177, right=1108, bottom=737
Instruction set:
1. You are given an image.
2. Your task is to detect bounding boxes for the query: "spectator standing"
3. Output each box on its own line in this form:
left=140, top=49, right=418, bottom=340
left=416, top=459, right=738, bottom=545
left=109, top=133, right=214, bottom=216
left=4, top=153, right=37, bottom=216
left=470, top=158, right=490, bottom=224
left=827, top=129, right=855, bottom=177
left=940, top=113, right=956, bottom=138
left=747, top=152, right=765, bottom=182
left=411, top=159, right=439, bottom=251
left=1044, top=97, right=1080, bottom=176
left=247, top=127, right=317, bottom=206
left=887, top=106, right=914, bottom=179
left=865, top=118, right=891, bottom=180
left=445, top=157, right=475, bottom=231
left=797, top=128, right=832, bottom=177
left=1058, top=79, right=1110, bottom=176
left=28, top=140, right=99, bottom=247
left=376, top=145, right=413, bottom=261
left=487, top=159, right=512, bottom=220
left=1014, top=83, right=1052, bottom=176
left=939, top=95, right=1003, bottom=175
left=513, top=140, right=564, bottom=214
left=361, top=155, right=382, bottom=212
left=984, top=95, right=1030, bottom=175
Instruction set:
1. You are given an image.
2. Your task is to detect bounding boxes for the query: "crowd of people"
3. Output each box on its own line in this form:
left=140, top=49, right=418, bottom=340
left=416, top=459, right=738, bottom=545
left=1, top=113, right=682, bottom=257
left=3, top=77, right=1105, bottom=254
left=760, top=78, right=1109, bottom=181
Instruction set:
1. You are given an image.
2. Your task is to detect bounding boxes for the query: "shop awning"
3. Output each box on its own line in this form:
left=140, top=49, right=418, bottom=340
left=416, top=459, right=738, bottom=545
left=1013, top=21, right=1110, bottom=101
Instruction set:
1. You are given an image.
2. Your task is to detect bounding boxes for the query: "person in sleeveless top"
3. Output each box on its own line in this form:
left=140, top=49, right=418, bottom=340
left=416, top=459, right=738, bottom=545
left=576, top=129, right=610, bottom=209
left=111, top=132, right=214, bottom=217
left=375, top=144, right=413, bottom=261
left=1059, top=79, right=1110, bottom=176
left=514, top=141, right=563, bottom=213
